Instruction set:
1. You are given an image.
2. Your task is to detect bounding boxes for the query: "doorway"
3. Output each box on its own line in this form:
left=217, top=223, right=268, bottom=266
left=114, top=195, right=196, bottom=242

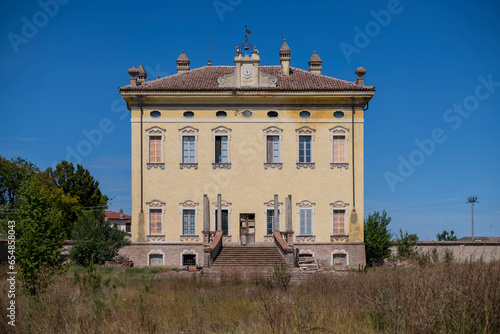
left=240, top=214, right=255, bottom=246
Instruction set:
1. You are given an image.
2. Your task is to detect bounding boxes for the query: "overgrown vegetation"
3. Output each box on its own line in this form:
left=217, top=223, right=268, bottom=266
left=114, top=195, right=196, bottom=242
left=1, top=262, right=499, bottom=333
left=70, top=212, right=129, bottom=267
left=394, top=229, right=419, bottom=259
left=364, top=210, right=392, bottom=266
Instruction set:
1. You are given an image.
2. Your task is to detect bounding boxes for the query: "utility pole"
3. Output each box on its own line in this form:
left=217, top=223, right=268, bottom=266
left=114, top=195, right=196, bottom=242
left=466, top=196, right=478, bottom=240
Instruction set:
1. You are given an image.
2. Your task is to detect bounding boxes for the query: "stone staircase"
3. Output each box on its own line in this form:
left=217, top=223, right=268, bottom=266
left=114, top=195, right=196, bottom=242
left=210, top=246, right=285, bottom=269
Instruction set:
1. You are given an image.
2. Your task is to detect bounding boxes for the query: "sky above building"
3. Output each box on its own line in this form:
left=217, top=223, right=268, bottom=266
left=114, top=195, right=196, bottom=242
left=1, top=0, right=499, bottom=239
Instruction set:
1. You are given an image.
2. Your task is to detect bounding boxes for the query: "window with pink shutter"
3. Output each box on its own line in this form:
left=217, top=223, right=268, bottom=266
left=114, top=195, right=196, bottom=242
left=333, top=210, right=345, bottom=235
left=150, top=209, right=162, bottom=235
left=333, top=136, right=346, bottom=163
left=149, top=136, right=162, bottom=163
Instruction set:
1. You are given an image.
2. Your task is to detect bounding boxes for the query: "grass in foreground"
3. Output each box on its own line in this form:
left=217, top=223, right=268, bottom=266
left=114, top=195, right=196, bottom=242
left=1, top=261, right=499, bottom=333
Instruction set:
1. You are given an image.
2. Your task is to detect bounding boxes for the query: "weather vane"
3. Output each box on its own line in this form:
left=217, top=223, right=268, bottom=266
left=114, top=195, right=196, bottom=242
left=241, top=25, right=254, bottom=54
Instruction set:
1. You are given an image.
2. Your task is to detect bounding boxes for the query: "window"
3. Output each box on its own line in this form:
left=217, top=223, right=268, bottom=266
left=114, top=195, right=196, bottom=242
left=182, top=254, right=196, bottom=266
left=299, top=210, right=312, bottom=235
left=179, top=200, right=199, bottom=239
left=149, top=253, right=164, bottom=266
left=125, top=222, right=131, bottom=233
left=150, top=110, right=161, bottom=118
left=183, top=136, right=195, bottom=162
left=299, top=111, right=311, bottom=118
left=146, top=127, right=165, bottom=169
left=330, top=127, right=349, bottom=169
left=263, top=127, right=283, bottom=169
left=179, top=127, right=198, bottom=169
left=333, top=111, right=344, bottom=118
left=149, top=209, right=162, bottom=235
left=330, top=201, right=349, bottom=241
left=215, top=136, right=228, bottom=163
left=241, top=110, right=254, bottom=118
left=333, top=210, right=345, bottom=234
left=332, top=252, right=348, bottom=267
left=263, top=200, right=283, bottom=239
left=212, top=126, right=231, bottom=169
left=215, top=210, right=229, bottom=235
left=298, top=136, right=311, bottom=163
left=296, top=127, right=315, bottom=169
left=266, top=210, right=275, bottom=235
left=216, top=110, right=227, bottom=118
left=267, top=111, right=279, bottom=118
left=182, top=210, right=196, bottom=235
left=146, top=200, right=165, bottom=241
left=296, top=200, right=315, bottom=239
left=183, top=111, right=194, bottom=118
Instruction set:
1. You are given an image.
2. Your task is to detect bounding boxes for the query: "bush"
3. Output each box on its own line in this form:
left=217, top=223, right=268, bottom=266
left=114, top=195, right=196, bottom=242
left=70, top=212, right=129, bottom=267
left=364, top=210, right=392, bottom=266
left=394, top=229, right=419, bottom=259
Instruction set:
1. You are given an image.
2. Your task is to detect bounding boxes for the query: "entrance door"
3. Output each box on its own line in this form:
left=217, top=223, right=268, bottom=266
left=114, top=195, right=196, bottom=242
left=240, top=214, right=255, bottom=246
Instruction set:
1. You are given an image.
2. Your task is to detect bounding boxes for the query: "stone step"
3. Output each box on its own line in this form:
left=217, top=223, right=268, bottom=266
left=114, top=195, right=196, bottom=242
left=212, top=246, right=285, bottom=268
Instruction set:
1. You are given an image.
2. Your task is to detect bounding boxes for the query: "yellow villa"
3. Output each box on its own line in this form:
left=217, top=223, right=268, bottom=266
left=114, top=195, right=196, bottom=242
left=118, top=36, right=375, bottom=269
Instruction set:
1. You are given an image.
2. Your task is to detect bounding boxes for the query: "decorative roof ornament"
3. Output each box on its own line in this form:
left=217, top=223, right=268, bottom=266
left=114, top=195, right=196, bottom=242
left=240, top=25, right=254, bottom=55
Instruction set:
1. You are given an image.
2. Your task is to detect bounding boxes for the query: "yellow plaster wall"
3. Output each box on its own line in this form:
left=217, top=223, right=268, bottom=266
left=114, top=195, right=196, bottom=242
left=130, top=107, right=365, bottom=244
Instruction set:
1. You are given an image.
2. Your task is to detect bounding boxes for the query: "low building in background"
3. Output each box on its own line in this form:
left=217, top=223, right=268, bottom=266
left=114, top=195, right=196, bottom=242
left=105, top=209, right=131, bottom=237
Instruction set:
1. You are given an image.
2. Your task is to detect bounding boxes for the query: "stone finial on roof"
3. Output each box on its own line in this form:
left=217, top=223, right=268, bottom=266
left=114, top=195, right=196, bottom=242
left=128, top=66, right=139, bottom=85
left=355, top=67, right=367, bottom=86
left=308, top=51, right=323, bottom=75
left=176, top=50, right=190, bottom=73
left=137, top=64, right=147, bottom=84
left=279, top=39, right=291, bottom=57
left=279, top=39, right=291, bottom=76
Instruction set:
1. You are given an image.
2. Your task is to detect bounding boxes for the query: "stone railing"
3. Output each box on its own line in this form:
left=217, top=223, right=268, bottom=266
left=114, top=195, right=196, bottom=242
left=273, top=231, right=295, bottom=267
left=202, top=230, right=217, bottom=245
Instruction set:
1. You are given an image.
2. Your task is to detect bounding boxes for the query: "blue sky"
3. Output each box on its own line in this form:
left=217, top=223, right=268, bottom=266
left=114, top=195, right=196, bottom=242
left=1, top=0, right=499, bottom=239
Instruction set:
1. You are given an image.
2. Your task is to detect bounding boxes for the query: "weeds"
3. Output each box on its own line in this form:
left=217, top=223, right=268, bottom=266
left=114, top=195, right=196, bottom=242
left=1, top=262, right=499, bottom=333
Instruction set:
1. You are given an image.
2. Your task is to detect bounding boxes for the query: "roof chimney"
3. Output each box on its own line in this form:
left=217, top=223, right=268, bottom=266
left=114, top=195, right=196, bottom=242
left=137, top=64, right=147, bottom=83
left=176, top=51, right=190, bottom=73
left=119, top=208, right=124, bottom=219
left=128, top=66, right=139, bottom=85
left=308, top=51, right=322, bottom=75
left=279, top=40, right=291, bottom=76
left=355, top=67, right=367, bottom=86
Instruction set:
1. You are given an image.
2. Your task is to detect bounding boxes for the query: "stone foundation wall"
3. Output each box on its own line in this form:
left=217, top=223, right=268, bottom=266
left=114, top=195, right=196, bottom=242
left=120, top=242, right=366, bottom=268
left=119, top=242, right=205, bottom=268
left=390, top=241, right=500, bottom=262
left=294, top=242, right=366, bottom=268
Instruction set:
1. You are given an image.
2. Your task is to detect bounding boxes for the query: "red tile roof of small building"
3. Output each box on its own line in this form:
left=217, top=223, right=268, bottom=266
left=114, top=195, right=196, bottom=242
left=119, top=66, right=375, bottom=92
left=104, top=210, right=131, bottom=221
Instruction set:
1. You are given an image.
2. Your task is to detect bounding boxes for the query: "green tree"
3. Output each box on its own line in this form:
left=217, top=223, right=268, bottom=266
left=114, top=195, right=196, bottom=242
left=364, top=210, right=393, bottom=266
left=394, top=229, right=419, bottom=259
left=17, top=177, right=79, bottom=295
left=43, top=161, right=108, bottom=208
left=436, top=230, right=457, bottom=241
left=70, top=212, right=129, bottom=267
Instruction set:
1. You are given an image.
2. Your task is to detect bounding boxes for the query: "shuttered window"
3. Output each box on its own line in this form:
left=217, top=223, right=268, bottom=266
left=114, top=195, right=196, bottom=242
left=149, top=209, right=162, bottom=235
left=333, top=136, right=346, bottom=163
left=149, top=136, right=162, bottom=163
left=299, top=209, right=312, bottom=235
left=182, top=136, right=195, bottom=163
left=266, top=135, right=280, bottom=163
left=215, top=136, right=228, bottom=163
left=333, top=210, right=345, bottom=234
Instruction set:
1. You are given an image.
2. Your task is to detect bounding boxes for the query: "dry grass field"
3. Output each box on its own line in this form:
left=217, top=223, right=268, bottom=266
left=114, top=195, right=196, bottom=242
left=1, top=260, right=499, bottom=333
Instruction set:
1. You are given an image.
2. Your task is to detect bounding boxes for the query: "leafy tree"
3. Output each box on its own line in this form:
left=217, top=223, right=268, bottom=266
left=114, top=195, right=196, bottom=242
left=40, top=161, right=108, bottom=209
left=70, top=212, right=129, bottom=267
left=394, top=229, right=419, bottom=259
left=364, top=210, right=392, bottom=266
left=436, top=230, right=457, bottom=241
left=17, top=177, right=79, bottom=295
left=0, top=155, right=39, bottom=206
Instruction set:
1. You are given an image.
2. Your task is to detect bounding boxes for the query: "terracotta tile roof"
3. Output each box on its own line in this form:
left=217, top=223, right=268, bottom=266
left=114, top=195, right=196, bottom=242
left=119, top=66, right=375, bottom=92
left=104, top=210, right=131, bottom=221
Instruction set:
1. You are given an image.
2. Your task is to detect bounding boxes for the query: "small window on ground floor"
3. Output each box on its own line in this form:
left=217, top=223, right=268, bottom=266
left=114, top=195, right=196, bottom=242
left=149, top=253, right=163, bottom=266
left=333, top=253, right=347, bottom=266
left=182, top=254, right=196, bottom=266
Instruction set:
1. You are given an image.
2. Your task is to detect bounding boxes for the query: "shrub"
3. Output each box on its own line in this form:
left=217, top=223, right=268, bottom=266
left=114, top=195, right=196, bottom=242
left=70, top=212, right=129, bottom=267
left=364, top=210, right=392, bottom=265
left=394, top=229, right=419, bottom=259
